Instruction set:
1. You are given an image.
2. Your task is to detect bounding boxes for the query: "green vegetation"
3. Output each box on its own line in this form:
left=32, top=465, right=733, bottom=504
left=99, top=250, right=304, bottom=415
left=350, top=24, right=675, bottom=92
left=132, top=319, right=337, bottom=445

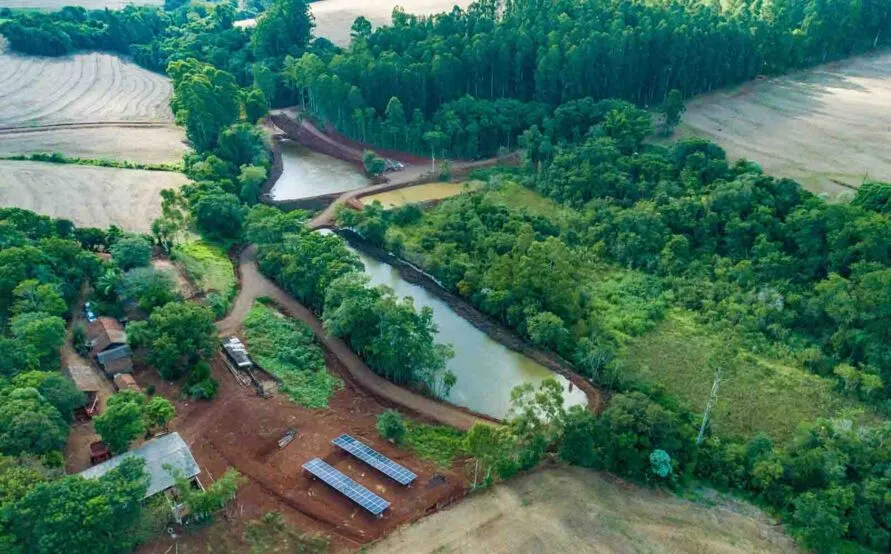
left=172, top=240, right=237, bottom=317
left=246, top=207, right=455, bottom=395
left=94, top=391, right=176, bottom=454
left=117, top=267, right=180, bottom=314
left=127, top=301, right=219, bottom=397
left=1, top=152, right=182, bottom=172
left=243, top=303, right=341, bottom=409
left=621, top=311, right=878, bottom=442
left=244, top=511, right=329, bottom=554
left=375, top=409, right=406, bottom=443
left=404, top=421, right=464, bottom=469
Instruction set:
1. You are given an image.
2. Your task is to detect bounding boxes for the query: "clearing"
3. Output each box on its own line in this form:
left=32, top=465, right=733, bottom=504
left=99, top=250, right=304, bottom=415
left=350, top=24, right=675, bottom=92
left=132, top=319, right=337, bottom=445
left=680, top=51, right=891, bottom=198
left=0, top=51, right=186, bottom=163
left=370, top=465, right=800, bottom=554
left=620, top=310, right=881, bottom=442
left=0, top=160, right=188, bottom=232
left=360, top=181, right=482, bottom=208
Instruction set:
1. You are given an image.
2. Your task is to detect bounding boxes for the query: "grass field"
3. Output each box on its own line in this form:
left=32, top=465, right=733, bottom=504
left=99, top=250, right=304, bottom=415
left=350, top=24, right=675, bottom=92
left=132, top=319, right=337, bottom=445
left=371, top=465, right=800, bottom=554
left=172, top=240, right=236, bottom=299
left=360, top=181, right=482, bottom=208
left=680, top=51, right=891, bottom=198
left=620, top=310, right=879, bottom=442
left=0, top=160, right=188, bottom=232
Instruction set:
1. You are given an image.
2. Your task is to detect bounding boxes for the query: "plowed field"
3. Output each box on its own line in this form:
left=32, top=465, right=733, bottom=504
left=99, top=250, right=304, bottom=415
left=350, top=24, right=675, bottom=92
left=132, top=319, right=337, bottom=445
left=0, top=161, right=188, bottom=231
left=681, top=52, right=891, bottom=198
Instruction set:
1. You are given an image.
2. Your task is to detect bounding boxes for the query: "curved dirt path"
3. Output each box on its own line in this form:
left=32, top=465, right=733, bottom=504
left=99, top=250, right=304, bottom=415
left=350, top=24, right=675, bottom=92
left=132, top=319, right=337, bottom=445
left=217, top=246, right=494, bottom=431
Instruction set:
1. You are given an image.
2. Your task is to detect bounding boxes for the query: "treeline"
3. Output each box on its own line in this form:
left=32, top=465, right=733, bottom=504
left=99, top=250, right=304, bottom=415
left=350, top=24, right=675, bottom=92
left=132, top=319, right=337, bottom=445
left=244, top=207, right=455, bottom=395
left=280, top=0, right=891, bottom=157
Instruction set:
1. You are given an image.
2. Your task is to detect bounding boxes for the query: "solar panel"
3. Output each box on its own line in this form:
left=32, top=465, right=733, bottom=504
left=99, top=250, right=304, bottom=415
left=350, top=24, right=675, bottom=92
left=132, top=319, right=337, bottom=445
left=302, top=458, right=390, bottom=516
left=332, top=434, right=417, bottom=486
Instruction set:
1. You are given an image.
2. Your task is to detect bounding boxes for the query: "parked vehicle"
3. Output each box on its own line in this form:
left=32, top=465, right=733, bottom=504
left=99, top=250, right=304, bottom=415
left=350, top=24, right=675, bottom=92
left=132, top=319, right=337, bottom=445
left=83, top=301, right=97, bottom=322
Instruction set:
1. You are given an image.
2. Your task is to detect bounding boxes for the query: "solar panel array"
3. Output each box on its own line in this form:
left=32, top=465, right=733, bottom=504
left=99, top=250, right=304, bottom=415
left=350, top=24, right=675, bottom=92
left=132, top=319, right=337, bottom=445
left=332, top=434, right=417, bottom=486
left=302, top=458, right=390, bottom=516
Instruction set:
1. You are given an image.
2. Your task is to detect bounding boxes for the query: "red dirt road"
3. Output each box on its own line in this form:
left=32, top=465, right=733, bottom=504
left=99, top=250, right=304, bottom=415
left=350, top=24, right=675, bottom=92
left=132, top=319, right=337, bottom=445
left=217, top=246, right=494, bottom=431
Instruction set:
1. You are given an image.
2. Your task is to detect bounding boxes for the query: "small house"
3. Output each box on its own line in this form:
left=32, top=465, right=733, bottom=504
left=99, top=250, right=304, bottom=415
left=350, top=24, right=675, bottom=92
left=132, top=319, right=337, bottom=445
left=88, top=317, right=134, bottom=375
left=63, top=365, right=103, bottom=419
left=78, top=432, right=202, bottom=523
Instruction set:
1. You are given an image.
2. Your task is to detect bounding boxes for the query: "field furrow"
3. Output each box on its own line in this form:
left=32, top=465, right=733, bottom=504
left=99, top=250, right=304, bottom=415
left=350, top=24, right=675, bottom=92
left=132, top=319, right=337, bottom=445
left=0, top=52, right=174, bottom=126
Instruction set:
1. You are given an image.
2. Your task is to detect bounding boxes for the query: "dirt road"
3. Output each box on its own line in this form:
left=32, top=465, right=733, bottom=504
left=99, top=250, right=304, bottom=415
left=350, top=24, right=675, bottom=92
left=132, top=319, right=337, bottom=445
left=217, top=246, right=493, bottom=431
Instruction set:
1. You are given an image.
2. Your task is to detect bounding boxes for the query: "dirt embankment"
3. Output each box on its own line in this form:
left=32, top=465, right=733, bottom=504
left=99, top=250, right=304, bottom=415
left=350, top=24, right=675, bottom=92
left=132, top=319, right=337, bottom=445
left=339, top=231, right=603, bottom=413
left=217, top=246, right=496, bottom=431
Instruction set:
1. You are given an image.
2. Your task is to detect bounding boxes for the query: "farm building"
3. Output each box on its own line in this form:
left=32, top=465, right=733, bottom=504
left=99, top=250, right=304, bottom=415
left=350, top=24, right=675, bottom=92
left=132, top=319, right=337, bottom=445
left=63, top=365, right=103, bottom=419
left=221, top=336, right=253, bottom=369
left=113, top=373, right=141, bottom=393
left=78, top=432, right=202, bottom=522
left=88, top=317, right=134, bottom=375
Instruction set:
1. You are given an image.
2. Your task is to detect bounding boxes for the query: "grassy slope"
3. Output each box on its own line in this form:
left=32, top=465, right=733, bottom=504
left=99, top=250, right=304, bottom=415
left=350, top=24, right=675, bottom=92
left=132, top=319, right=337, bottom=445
left=242, top=302, right=342, bottom=409
left=621, top=310, right=879, bottom=442
left=172, top=240, right=236, bottom=299
left=399, top=180, right=879, bottom=441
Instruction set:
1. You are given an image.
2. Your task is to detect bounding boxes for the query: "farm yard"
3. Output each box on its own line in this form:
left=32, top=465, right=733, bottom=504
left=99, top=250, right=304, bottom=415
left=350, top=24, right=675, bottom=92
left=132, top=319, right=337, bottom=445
left=0, top=160, right=188, bottom=231
left=133, top=353, right=469, bottom=553
left=680, top=51, right=891, bottom=198
left=369, top=466, right=800, bottom=554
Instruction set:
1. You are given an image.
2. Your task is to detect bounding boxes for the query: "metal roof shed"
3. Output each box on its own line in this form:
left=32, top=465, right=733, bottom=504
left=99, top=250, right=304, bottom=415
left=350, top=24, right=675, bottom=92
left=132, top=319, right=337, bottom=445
left=221, top=337, right=253, bottom=368
left=78, top=432, right=200, bottom=499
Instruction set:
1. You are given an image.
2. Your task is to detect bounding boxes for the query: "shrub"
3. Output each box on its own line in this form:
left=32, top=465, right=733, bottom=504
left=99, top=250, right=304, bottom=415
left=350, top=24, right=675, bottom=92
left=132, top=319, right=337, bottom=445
left=376, top=409, right=406, bottom=444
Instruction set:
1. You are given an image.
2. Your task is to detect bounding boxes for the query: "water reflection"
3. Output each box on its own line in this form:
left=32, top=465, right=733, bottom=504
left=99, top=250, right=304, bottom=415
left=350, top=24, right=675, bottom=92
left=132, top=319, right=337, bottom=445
left=271, top=141, right=369, bottom=201
left=337, top=237, right=588, bottom=418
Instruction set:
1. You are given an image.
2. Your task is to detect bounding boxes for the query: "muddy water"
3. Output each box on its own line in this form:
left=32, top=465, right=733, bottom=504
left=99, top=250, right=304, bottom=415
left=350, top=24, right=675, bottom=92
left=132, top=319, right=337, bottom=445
left=340, top=241, right=588, bottom=419
left=360, top=181, right=482, bottom=208
left=270, top=141, right=369, bottom=201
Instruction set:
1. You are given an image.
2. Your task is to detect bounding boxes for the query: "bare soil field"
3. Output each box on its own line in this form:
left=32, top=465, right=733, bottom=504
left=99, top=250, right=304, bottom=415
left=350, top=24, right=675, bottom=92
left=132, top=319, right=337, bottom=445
left=237, top=0, right=474, bottom=46
left=0, top=52, right=173, bottom=126
left=0, top=0, right=161, bottom=11
left=371, top=465, right=800, bottom=554
left=0, top=160, right=188, bottom=231
left=135, top=352, right=469, bottom=554
left=0, top=125, right=187, bottom=164
left=0, top=51, right=186, bottom=161
left=680, top=51, right=891, bottom=198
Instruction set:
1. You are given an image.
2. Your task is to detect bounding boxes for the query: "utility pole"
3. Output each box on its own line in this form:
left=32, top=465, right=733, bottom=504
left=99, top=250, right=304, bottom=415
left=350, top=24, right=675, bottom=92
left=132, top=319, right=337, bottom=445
left=696, top=363, right=723, bottom=446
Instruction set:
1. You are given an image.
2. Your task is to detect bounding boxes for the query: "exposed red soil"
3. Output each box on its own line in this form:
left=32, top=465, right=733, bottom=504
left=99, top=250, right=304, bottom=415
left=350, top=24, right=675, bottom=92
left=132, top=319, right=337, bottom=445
left=135, top=350, right=469, bottom=553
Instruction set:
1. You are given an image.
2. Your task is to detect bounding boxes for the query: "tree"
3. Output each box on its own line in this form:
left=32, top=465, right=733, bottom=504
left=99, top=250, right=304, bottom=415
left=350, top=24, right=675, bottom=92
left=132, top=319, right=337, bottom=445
left=172, top=468, right=240, bottom=522
left=463, top=423, right=515, bottom=487
left=0, top=388, right=67, bottom=456
left=12, top=372, right=86, bottom=423
left=168, top=59, right=240, bottom=152
left=4, top=456, right=148, bottom=554
left=659, top=89, right=685, bottom=136
left=144, top=395, right=175, bottom=433
left=376, top=409, right=406, bottom=444
left=10, top=312, right=65, bottom=369
left=362, top=150, right=387, bottom=177
left=193, top=192, right=245, bottom=240
left=242, top=87, right=269, bottom=123
left=350, top=16, right=372, bottom=43
left=423, top=131, right=447, bottom=172
left=239, top=164, right=268, bottom=205
left=11, top=280, right=66, bottom=317
left=649, top=449, right=673, bottom=478
left=93, top=393, right=146, bottom=454
left=110, top=235, right=152, bottom=270
left=252, top=0, right=313, bottom=60
left=127, top=302, right=217, bottom=380
left=558, top=405, right=597, bottom=467
left=526, top=311, right=570, bottom=353
left=216, top=123, right=268, bottom=168
left=117, top=267, right=179, bottom=313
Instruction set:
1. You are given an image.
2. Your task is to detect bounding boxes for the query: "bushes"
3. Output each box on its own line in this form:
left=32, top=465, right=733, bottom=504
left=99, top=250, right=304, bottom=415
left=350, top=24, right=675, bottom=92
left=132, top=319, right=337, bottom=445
left=110, top=235, right=152, bottom=271
left=243, top=303, right=341, bottom=408
left=376, top=410, right=406, bottom=443
left=172, top=240, right=237, bottom=317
